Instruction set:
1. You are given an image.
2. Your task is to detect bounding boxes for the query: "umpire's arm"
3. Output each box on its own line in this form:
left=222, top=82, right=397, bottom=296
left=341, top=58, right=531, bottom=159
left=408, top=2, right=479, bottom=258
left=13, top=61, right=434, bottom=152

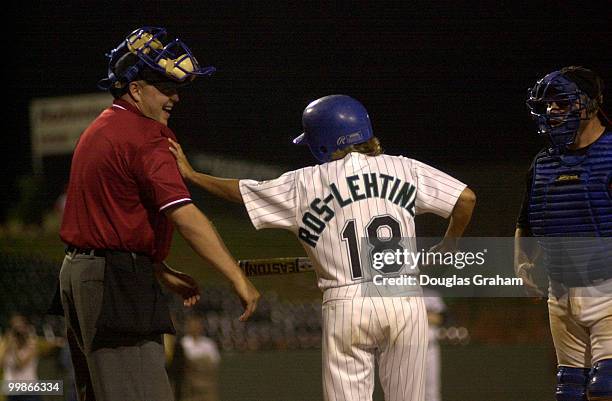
left=165, top=203, right=259, bottom=320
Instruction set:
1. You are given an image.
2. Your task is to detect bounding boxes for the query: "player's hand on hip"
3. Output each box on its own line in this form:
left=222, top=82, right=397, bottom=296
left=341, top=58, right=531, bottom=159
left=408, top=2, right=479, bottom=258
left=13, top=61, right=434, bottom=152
left=168, top=137, right=196, bottom=182
left=428, top=237, right=459, bottom=254
left=422, top=238, right=458, bottom=267
left=232, top=277, right=260, bottom=322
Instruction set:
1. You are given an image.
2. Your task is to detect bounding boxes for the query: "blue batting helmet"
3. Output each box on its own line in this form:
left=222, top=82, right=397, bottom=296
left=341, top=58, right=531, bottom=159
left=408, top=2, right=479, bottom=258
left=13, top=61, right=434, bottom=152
left=97, top=26, right=216, bottom=93
left=293, top=95, right=374, bottom=163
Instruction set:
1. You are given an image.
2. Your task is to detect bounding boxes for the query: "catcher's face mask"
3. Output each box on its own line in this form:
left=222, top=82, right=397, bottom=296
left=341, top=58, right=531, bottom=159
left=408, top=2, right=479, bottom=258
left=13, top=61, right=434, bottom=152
left=526, top=71, right=591, bottom=151
left=98, top=26, right=216, bottom=90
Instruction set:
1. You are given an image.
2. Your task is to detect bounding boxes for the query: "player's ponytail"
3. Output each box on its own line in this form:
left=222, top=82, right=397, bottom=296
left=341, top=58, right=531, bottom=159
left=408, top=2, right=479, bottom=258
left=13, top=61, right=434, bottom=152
left=330, top=137, right=384, bottom=160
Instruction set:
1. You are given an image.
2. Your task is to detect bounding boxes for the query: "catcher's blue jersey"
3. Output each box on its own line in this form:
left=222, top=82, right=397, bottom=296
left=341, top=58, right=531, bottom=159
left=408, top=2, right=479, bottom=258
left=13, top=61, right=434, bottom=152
left=528, top=131, right=612, bottom=285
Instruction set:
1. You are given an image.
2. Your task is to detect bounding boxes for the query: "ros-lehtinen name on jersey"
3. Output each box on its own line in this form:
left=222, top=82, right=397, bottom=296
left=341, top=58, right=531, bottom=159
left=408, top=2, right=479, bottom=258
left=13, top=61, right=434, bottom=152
left=298, top=173, right=416, bottom=248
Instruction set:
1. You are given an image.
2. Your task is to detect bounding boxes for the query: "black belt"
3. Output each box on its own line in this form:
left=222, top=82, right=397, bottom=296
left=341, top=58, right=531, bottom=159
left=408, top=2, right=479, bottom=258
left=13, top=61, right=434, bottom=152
left=65, top=247, right=151, bottom=262
left=65, top=246, right=107, bottom=257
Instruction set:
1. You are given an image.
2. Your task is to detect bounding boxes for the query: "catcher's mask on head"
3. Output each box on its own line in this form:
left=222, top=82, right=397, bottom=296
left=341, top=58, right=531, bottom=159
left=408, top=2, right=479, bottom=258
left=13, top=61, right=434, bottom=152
left=293, top=95, right=374, bottom=163
left=97, top=26, right=216, bottom=94
left=526, top=68, right=602, bottom=151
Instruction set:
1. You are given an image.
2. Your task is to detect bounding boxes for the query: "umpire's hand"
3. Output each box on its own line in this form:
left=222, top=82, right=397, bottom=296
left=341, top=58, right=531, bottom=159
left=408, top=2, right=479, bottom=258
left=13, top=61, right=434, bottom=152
left=232, top=275, right=260, bottom=321
left=155, top=262, right=201, bottom=307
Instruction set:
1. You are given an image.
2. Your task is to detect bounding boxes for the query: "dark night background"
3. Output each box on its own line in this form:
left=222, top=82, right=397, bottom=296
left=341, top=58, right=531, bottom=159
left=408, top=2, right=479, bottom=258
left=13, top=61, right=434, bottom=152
left=4, top=1, right=611, bottom=225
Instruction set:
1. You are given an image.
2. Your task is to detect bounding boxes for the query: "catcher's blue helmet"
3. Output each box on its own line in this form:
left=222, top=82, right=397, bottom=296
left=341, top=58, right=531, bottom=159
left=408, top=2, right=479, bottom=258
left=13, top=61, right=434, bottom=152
left=97, top=26, right=216, bottom=92
left=293, top=95, right=374, bottom=163
left=526, top=70, right=596, bottom=151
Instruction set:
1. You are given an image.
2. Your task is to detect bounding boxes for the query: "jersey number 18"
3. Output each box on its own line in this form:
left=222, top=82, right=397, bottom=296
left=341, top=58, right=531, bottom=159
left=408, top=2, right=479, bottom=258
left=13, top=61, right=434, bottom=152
left=341, top=215, right=404, bottom=279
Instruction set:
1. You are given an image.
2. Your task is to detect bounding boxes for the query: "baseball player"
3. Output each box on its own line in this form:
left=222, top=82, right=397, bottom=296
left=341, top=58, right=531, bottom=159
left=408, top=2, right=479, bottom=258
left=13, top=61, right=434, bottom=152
left=169, top=95, right=476, bottom=401
left=516, top=66, right=612, bottom=400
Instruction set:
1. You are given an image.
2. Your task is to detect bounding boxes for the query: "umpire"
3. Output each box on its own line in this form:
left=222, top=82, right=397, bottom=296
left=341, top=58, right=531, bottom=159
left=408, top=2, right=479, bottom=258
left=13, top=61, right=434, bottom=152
left=58, top=27, right=260, bottom=401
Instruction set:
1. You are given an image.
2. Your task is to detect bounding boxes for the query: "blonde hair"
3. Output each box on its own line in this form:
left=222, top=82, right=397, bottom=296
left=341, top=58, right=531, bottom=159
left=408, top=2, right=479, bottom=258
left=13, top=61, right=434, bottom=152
left=330, top=137, right=383, bottom=160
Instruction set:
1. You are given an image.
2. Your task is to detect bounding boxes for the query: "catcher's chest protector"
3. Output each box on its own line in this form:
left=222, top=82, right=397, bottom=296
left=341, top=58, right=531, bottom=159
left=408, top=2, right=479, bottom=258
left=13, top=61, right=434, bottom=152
left=528, top=132, right=612, bottom=285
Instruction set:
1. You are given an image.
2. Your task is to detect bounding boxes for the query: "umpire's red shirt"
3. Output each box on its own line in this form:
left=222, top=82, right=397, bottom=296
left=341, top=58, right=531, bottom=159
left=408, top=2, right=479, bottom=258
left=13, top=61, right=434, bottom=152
left=60, top=99, right=192, bottom=262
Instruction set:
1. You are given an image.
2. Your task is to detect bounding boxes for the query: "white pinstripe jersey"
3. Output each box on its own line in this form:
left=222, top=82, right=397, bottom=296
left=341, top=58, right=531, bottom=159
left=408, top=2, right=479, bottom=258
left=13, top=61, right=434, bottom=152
left=239, top=152, right=466, bottom=292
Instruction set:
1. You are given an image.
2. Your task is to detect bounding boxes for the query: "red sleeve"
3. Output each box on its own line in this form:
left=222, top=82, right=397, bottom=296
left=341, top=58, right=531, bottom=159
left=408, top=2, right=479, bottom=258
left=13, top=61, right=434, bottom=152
left=133, top=131, right=192, bottom=212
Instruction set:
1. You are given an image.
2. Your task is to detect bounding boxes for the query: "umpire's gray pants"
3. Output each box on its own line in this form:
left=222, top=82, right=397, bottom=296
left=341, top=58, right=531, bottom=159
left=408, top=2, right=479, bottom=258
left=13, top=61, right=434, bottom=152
left=60, top=253, right=174, bottom=401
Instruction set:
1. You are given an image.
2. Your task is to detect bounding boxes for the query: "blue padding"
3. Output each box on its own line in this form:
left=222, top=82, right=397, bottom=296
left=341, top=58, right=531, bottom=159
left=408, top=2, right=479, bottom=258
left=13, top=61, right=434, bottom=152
left=588, top=359, right=612, bottom=400
left=556, top=366, right=590, bottom=401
